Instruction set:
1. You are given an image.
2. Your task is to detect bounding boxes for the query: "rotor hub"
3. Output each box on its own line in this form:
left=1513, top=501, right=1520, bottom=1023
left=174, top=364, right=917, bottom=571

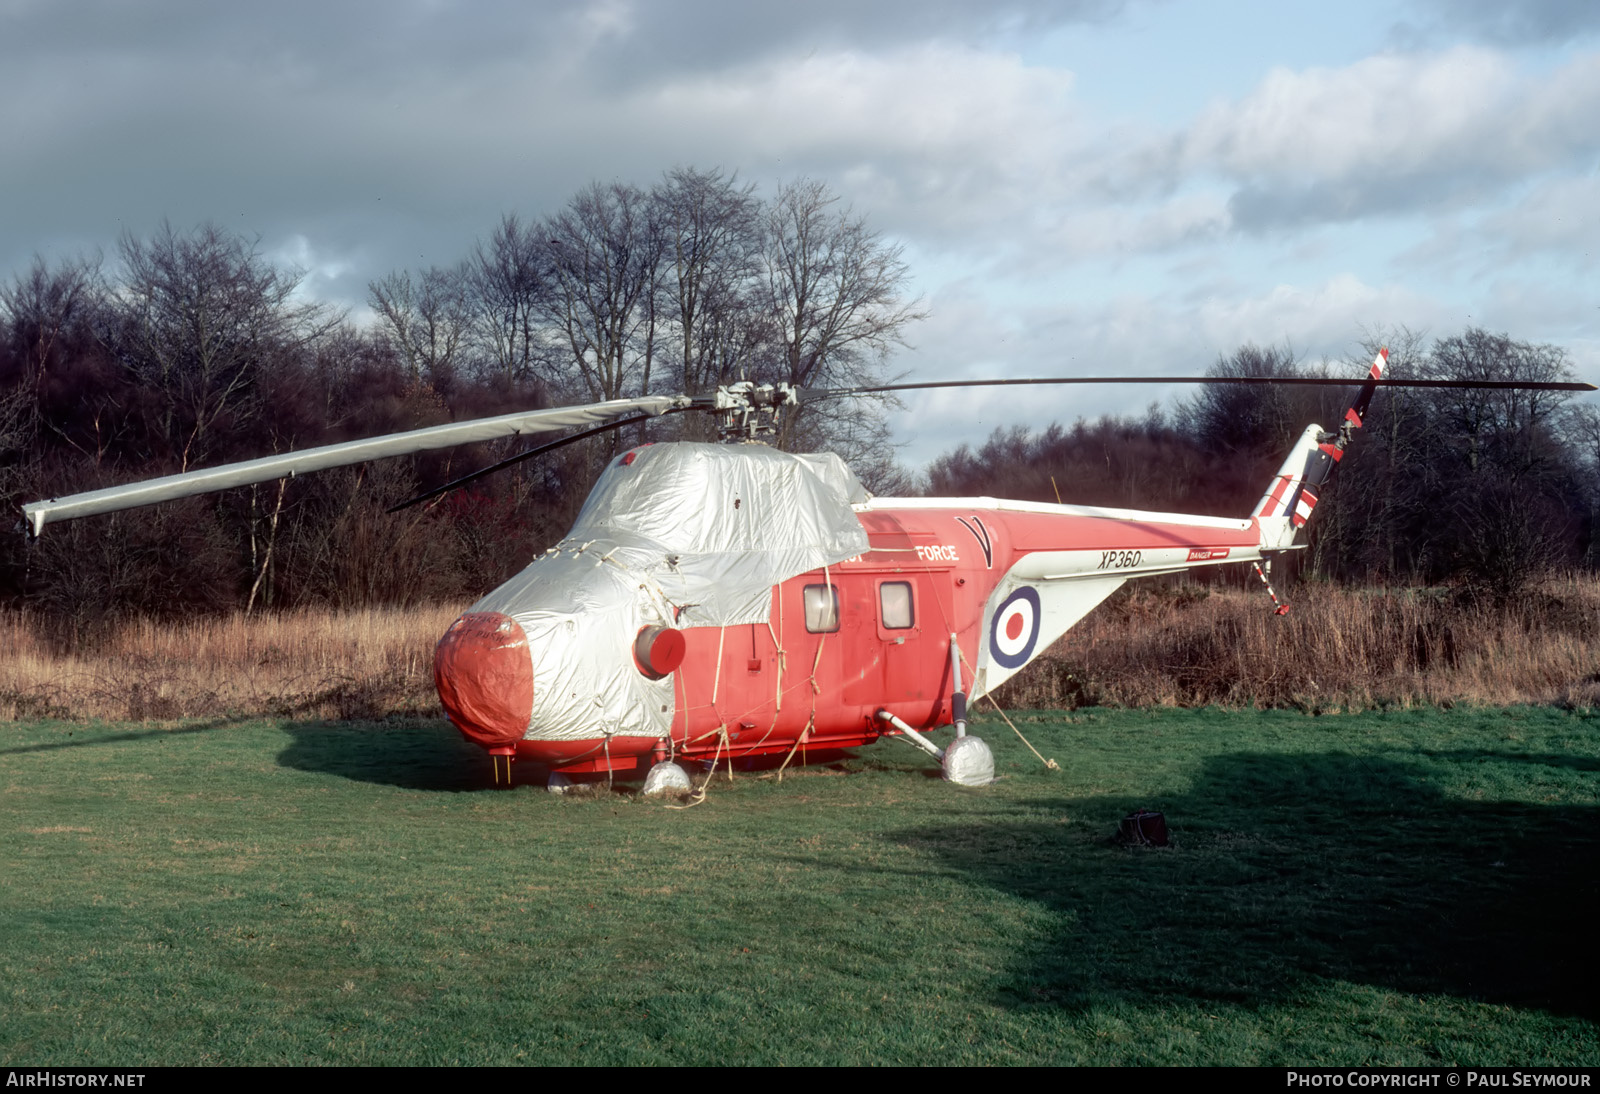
left=713, top=381, right=801, bottom=441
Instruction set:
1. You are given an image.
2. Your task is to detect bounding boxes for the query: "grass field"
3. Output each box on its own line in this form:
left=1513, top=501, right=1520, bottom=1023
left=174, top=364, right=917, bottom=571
left=3, top=707, right=1598, bottom=1066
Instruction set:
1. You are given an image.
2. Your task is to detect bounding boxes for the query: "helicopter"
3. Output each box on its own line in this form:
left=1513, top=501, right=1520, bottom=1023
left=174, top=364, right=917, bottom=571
left=21, top=353, right=1593, bottom=790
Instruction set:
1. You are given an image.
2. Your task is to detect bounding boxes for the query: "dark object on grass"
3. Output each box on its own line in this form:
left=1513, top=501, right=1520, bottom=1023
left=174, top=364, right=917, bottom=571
left=1118, top=809, right=1169, bottom=847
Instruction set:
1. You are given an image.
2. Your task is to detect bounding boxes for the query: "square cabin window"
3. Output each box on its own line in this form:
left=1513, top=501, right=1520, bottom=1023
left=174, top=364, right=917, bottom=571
left=803, top=584, right=840, bottom=633
left=879, top=581, right=914, bottom=629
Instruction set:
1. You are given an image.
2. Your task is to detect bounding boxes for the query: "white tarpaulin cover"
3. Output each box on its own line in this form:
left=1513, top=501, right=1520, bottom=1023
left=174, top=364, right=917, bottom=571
left=941, top=735, right=995, bottom=787
left=469, top=442, right=870, bottom=742
left=565, top=443, right=870, bottom=624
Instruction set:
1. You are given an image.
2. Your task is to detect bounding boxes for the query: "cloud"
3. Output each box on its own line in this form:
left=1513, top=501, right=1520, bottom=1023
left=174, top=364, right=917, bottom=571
left=0, top=2, right=1134, bottom=277
left=1184, top=275, right=1444, bottom=358
left=575, top=0, right=1128, bottom=87
left=1402, top=0, right=1600, bottom=47
left=1173, top=46, right=1600, bottom=230
left=1, top=0, right=1595, bottom=470
left=633, top=43, right=1090, bottom=242
left=1024, top=191, right=1233, bottom=266
left=0, top=0, right=1124, bottom=95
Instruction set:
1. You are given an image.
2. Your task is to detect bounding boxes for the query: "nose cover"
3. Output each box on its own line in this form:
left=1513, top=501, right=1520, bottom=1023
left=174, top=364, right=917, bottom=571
left=463, top=552, right=677, bottom=743
left=434, top=611, right=534, bottom=747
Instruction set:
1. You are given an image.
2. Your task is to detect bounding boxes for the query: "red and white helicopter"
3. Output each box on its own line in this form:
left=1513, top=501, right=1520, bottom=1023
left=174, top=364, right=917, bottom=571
left=21, top=353, right=1589, bottom=790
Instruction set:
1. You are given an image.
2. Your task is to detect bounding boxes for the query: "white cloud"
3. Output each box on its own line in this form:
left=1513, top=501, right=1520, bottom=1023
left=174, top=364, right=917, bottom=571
left=1185, top=274, right=1439, bottom=357
left=637, top=44, right=1090, bottom=239
left=1186, top=48, right=1514, bottom=180
left=268, top=233, right=365, bottom=312
left=1172, top=46, right=1600, bottom=228
left=1028, top=190, right=1234, bottom=266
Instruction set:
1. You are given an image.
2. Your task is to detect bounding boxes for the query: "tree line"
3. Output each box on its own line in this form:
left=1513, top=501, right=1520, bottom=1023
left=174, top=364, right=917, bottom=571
left=1, top=164, right=1593, bottom=633
left=0, top=169, right=922, bottom=634
left=929, top=334, right=1598, bottom=602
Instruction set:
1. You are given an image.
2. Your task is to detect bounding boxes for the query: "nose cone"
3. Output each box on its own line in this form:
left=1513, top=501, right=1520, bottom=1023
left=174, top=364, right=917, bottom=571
left=434, top=612, right=534, bottom=748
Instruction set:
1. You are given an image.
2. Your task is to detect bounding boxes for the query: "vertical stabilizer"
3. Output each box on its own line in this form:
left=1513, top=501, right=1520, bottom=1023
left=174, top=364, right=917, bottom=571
left=1253, top=348, right=1388, bottom=548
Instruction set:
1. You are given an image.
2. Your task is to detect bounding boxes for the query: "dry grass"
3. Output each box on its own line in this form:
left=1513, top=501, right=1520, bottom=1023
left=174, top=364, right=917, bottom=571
left=0, top=604, right=458, bottom=722
left=998, top=575, right=1600, bottom=712
left=3, top=576, right=1598, bottom=723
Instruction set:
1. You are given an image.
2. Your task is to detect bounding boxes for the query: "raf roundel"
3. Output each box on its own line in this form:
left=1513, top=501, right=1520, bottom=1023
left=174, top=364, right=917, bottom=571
left=989, top=586, right=1042, bottom=670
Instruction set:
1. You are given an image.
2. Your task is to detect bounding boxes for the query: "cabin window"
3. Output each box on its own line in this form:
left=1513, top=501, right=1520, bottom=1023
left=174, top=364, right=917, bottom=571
left=879, top=581, right=914, bottom=629
left=803, top=584, right=840, bottom=633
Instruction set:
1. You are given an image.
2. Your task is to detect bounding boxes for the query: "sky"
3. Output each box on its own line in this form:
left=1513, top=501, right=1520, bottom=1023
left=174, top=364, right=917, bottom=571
left=2, top=0, right=1596, bottom=468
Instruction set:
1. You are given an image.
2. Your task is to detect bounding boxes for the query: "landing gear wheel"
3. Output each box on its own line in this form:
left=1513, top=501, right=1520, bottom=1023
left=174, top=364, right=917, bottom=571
left=942, top=735, right=994, bottom=787
left=642, top=761, right=691, bottom=796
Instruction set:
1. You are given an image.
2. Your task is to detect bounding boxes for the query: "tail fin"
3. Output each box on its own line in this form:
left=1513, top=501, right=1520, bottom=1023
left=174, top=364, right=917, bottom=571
left=1253, top=348, right=1387, bottom=541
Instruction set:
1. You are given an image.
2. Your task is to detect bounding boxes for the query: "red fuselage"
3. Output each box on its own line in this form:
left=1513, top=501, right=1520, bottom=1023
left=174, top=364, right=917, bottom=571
left=435, top=500, right=1262, bottom=775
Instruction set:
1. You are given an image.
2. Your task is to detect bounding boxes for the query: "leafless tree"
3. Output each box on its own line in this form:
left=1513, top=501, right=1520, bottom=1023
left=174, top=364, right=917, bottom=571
left=1306, top=327, right=1584, bottom=591
left=368, top=264, right=473, bottom=388
left=468, top=214, right=555, bottom=385
left=1425, top=327, right=1576, bottom=478
left=1177, top=342, right=1309, bottom=455
left=113, top=222, right=337, bottom=469
left=1, top=253, right=104, bottom=390
left=542, top=182, right=665, bottom=403
left=653, top=167, right=767, bottom=403
left=1303, top=328, right=1434, bottom=581
left=759, top=179, right=925, bottom=451
left=1424, top=329, right=1583, bottom=596
left=0, top=255, right=107, bottom=489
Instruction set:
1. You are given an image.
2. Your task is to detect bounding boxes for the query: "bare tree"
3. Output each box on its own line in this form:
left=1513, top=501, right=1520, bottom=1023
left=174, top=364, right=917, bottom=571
left=1425, top=327, right=1576, bottom=478
left=1304, top=326, right=1584, bottom=591
left=1303, top=328, right=1434, bottom=581
left=1423, top=329, right=1583, bottom=597
left=0, top=255, right=107, bottom=485
left=653, top=167, right=767, bottom=401
left=113, top=222, right=337, bottom=469
left=1177, top=343, right=1308, bottom=456
left=368, top=264, right=472, bottom=388
left=468, top=214, right=553, bottom=384
left=1, top=253, right=104, bottom=391
left=542, top=182, right=665, bottom=403
left=759, top=179, right=925, bottom=451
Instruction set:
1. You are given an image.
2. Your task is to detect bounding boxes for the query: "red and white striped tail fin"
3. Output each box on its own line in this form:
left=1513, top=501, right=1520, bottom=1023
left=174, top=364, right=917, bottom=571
left=1253, top=348, right=1387, bottom=539
left=1253, top=425, right=1330, bottom=525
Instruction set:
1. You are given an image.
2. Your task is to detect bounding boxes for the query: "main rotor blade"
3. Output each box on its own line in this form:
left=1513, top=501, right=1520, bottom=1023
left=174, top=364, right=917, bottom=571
left=386, top=412, right=667, bottom=514
left=21, top=395, right=690, bottom=536
left=811, top=376, right=1596, bottom=396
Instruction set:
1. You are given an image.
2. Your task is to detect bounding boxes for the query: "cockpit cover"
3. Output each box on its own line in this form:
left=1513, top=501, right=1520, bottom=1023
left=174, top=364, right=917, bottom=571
left=462, top=443, right=870, bottom=743
left=563, top=442, right=870, bottom=626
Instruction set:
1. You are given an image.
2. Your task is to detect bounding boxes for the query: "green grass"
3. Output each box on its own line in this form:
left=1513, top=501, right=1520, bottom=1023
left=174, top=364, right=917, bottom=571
left=3, top=707, right=1597, bottom=1065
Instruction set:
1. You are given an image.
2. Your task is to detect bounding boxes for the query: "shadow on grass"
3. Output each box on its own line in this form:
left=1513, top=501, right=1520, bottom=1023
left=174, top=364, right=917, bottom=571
left=895, top=749, right=1600, bottom=1020
left=0, top=716, right=255, bottom=756
left=276, top=721, right=890, bottom=792
left=275, top=719, right=492, bottom=792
